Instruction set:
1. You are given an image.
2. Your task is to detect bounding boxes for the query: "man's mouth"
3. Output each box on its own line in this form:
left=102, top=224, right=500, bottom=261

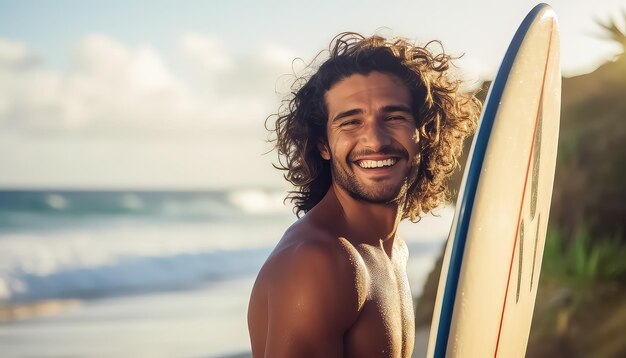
left=355, top=158, right=399, bottom=169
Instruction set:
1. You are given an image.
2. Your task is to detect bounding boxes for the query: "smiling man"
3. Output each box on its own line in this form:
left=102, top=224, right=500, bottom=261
left=248, top=33, right=481, bottom=357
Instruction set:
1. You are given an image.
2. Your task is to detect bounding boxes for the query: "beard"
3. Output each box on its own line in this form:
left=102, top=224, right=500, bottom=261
left=330, top=147, right=420, bottom=205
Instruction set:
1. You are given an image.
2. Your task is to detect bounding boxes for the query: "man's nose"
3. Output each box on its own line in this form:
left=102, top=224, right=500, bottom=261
left=361, top=121, right=392, bottom=150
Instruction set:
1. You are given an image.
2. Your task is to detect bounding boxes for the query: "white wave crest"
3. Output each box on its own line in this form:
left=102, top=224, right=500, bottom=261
left=227, top=189, right=289, bottom=214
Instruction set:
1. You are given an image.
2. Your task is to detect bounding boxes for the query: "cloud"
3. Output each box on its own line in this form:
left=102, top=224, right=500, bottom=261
left=0, top=35, right=201, bottom=134
left=0, top=34, right=298, bottom=188
left=74, top=34, right=181, bottom=93
left=176, top=33, right=298, bottom=107
left=0, top=34, right=297, bottom=136
left=179, top=33, right=233, bottom=74
left=258, top=45, right=299, bottom=72
left=0, top=38, right=41, bottom=69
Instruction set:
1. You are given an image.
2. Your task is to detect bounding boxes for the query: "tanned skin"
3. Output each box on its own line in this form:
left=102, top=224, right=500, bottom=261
left=248, top=72, right=418, bottom=357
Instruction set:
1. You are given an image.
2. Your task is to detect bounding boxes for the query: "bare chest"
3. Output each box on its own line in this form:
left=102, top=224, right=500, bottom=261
left=344, top=249, right=415, bottom=358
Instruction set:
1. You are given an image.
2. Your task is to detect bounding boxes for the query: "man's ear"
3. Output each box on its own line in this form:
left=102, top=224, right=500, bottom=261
left=318, top=142, right=331, bottom=160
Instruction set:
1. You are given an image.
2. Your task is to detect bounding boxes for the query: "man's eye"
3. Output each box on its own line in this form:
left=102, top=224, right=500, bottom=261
left=386, top=116, right=406, bottom=121
left=340, top=119, right=360, bottom=127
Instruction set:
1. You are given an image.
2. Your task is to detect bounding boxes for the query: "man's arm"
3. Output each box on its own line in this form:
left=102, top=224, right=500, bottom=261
left=264, top=240, right=363, bottom=358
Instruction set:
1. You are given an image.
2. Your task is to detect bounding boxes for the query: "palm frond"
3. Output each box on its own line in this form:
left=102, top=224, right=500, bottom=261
left=594, top=10, right=626, bottom=50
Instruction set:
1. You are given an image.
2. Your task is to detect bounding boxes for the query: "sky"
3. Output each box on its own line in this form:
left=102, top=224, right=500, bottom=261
left=0, top=0, right=624, bottom=190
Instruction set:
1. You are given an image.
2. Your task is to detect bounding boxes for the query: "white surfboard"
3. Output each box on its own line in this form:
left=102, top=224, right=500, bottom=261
left=426, top=4, right=561, bottom=357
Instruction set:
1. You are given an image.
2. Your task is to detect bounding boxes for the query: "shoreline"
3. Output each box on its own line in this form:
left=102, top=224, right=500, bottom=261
left=0, top=299, right=82, bottom=323
left=0, top=286, right=433, bottom=357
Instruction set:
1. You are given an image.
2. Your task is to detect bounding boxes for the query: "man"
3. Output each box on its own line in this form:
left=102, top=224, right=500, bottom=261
left=248, top=33, right=481, bottom=357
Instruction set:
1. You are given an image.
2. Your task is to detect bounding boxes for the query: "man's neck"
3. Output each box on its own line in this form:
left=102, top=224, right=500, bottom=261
left=321, top=184, right=403, bottom=251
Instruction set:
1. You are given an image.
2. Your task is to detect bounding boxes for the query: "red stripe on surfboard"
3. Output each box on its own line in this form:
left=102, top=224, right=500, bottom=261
left=493, top=22, right=554, bottom=358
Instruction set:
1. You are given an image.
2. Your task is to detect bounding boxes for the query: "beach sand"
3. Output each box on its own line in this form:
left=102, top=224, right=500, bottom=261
left=0, top=277, right=255, bottom=358
left=0, top=299, right=82, bottom=323
left=0, top=275, right=431, bottom=358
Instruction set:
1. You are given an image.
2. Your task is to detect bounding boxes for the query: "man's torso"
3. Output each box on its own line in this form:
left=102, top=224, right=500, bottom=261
left=248, top=220, right=415, bottom=357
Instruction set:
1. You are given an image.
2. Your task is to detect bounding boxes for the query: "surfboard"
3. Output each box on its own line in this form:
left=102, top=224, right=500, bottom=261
left=426, top=3, right=561, bottom=357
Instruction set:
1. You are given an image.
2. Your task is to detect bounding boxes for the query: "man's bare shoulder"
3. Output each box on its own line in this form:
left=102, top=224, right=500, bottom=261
left=264, top=218, right=367, bottom=292
left=255, top=217, right=368, bottom=314
left=272, top=217, right=341, bottom=257
left=248, top=218, right=368, bottom=356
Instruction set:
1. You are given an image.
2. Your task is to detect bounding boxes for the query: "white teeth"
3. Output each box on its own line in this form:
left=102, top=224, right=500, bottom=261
left=358, top=158, right=397, bottom=168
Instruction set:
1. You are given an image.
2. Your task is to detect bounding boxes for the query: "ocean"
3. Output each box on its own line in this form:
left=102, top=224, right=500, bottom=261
left=0, top=189, right=452, bottom=357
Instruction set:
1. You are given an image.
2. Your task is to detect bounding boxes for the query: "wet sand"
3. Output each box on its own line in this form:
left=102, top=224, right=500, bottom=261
left=0, top=280, right=431, bottom=358
left=0, top=278, right=254, bottom=358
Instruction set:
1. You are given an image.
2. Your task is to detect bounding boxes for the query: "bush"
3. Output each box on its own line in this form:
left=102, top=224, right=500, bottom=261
left=542, top=225, right=626, bottom=286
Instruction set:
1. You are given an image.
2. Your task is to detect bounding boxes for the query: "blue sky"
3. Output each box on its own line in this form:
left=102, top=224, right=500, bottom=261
left=0, top=0, right=624, bottom=189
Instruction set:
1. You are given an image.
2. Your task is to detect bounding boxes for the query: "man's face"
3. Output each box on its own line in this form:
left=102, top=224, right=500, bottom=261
left=321, top=71, right=421, bottom=204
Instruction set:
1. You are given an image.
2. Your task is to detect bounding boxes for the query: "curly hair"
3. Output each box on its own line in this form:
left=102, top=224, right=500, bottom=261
left=268, top=32, right=481, bottom=221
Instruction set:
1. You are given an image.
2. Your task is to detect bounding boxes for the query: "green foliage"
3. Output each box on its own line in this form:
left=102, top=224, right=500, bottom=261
left=594, top=9, right=626, bottom=51
left=543, top=225, right=626, bottom=286
left=549, top=13, right=626, bottom=241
